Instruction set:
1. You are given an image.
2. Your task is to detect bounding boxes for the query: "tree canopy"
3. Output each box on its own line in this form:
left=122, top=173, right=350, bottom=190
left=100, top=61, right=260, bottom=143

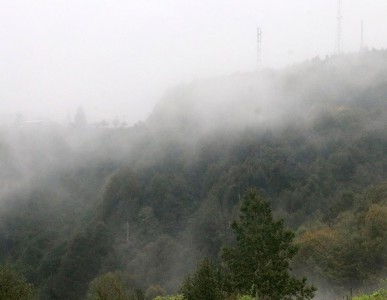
left=1, top=51, right=387, bottom=298
left=179, top=258, right=224, bottom=300
left=0, top=265, right=36, bottom=300
left=222, top=189, right=316, bottom=300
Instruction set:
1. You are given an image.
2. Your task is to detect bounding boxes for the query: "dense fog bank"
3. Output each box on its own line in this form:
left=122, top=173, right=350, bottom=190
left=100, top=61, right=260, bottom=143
left=0, top=51, right=386, bottom=299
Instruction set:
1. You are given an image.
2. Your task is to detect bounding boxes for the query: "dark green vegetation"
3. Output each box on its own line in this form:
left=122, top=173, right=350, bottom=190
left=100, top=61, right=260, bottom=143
left=180, top=190, right=315, bottom=300
left=0, top=51, right=387, bottom=299
left=85, top=271, right=145, bottom=300
left=353, top=280, right=387, bottom=300
left=0, top=265, right=36, bottom=299
left=353, top=289, right=387, bottom=300
left=180, top=258, right=224, bottom=300
left=222, top=190, right=315, bottom=299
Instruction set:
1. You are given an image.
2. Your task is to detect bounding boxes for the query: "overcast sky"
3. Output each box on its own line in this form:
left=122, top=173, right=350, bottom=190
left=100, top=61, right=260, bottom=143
left=0, top=0, right=386, bottom=124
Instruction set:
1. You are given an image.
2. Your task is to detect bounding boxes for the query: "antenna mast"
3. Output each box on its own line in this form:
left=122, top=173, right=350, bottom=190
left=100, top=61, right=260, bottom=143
left=336, top=0, right=343, bottom=54
left=126, top=221, right=129, bottom=245
left=256, top=27, right=262, bottom=69
left=360, top=20, right=364, bottom=51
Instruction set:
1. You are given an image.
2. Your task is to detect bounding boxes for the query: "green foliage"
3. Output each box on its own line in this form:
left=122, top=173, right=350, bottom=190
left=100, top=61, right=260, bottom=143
left=154, top=295, right=185, bottom=300
left=86, top=271, right=143, bottom=300
left=145, top=285, right=166, bottom=300
left=222, top=189, right=316, bottom=300
left=236, top=296, right=254, bottom=300
left=47, top=222, right=113, bottom=299
left=295, top=184, right=387, bottom=291
left=0, top=265, right=36, bottom=300
left=353, top=289, right=387, bottom=300
left=353, top=280, right=387, bottom=300
left=1, top=51, right=387, bottom=299
left=179, top=258, right=224, bottom=300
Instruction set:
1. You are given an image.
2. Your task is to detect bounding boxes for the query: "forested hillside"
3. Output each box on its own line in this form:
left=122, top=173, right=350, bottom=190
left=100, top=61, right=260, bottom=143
left=0, top=50, right=386, bottom=299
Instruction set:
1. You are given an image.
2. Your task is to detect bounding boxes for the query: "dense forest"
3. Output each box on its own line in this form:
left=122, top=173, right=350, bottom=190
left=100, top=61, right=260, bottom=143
left=0, top=50, right=386, bottom=299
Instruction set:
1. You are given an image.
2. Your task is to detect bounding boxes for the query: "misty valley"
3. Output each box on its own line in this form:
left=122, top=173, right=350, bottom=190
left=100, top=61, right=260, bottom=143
left=1, top=51, right=387, bottom=299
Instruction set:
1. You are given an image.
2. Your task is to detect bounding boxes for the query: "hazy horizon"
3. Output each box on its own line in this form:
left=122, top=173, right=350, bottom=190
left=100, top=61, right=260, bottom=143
left=1, top=0, right=386, bottom=125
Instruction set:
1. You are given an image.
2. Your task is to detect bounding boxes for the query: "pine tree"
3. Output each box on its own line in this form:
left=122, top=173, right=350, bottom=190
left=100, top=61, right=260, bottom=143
left=179, top=258, right=224, bottom=300
left=222, top=189, right=316, bottom=300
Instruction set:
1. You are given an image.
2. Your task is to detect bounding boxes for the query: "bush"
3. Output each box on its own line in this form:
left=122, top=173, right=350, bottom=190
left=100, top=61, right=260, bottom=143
left=353, top=288, right=387, bottom=300
left=145, top=285, right=166, bottom=300
left=0, top=265, right=36, bottom=300
left=86, top=271, right=143, bottom=300
left=154, top=295, right=185, bottom=300
left=236, top=295, right=255, bottom=300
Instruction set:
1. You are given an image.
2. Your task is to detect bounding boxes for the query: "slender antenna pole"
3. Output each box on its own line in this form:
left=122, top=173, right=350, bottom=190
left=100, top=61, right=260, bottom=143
left=360, top=20, right=364, bottom=51
left=256, top=27, right=262, bottom=69
left=336, top=0, right=343, bottom=54
left=126, top=221, right=129, bottom=244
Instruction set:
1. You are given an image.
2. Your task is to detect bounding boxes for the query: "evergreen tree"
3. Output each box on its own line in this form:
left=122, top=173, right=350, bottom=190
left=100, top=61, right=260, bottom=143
left=222, top=189, right=316, bottom=300
left=179, top=258, right=224, bottom=300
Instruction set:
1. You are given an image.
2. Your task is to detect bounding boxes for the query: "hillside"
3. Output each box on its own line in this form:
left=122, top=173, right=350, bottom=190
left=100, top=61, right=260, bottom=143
left=0, top=50, right=386, bottom=299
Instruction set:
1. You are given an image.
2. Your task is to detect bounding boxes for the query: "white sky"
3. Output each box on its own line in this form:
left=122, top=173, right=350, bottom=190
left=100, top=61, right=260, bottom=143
left=0, top=0, right=386, bottom=124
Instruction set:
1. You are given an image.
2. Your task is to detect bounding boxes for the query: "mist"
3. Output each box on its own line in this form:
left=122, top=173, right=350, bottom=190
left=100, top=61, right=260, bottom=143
left=1, top=0, right=387, bottom=125
left=1, top=1, right=387, bottom=299
left=1, top=49, right=386, bottom=299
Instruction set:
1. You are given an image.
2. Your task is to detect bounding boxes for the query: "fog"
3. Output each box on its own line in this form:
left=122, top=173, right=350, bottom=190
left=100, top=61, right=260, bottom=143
left=1, top=0, right=387, bottom=124
left=1, top=2, right=387, bottom=299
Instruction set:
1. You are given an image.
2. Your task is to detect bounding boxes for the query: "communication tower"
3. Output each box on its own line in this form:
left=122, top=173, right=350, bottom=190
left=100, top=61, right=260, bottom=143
left=257, top=27, right=262, bottom=69
left=336, top=0, right=343, bottom=54
left=360, top=20, right=364, bottom=51
left=126, top=221, right=129, bottom=244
